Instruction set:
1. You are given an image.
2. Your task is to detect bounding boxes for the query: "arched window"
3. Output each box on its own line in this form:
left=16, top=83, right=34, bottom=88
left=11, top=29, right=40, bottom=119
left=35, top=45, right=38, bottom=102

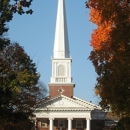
left=58, top=65, right=65, bottom=76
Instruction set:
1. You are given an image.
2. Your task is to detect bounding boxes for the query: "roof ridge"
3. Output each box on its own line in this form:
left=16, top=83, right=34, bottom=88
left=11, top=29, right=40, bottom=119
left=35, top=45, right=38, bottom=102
left=73, top=96, right=101, bottom=109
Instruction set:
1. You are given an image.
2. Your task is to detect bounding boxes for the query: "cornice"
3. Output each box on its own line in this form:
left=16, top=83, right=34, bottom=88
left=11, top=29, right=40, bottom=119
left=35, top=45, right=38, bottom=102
left=73, top=96, right=101, bottom=110
left=35, top=108, right=92, bottom=113
left=51, top=58, right=72, bottom=60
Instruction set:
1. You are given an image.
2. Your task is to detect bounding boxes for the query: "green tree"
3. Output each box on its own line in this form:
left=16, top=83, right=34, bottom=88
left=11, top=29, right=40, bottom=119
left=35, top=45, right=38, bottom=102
left=86, top=0, right=130, bottom=118
left=0, top=0, right=33, bottom=50
left=0, top=43, right=48, bottom=130
left=0, top=1, right=48, bottom=129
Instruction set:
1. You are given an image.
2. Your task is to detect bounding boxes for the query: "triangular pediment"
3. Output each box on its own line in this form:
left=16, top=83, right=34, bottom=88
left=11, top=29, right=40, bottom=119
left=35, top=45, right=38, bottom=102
left=36, top=94, right=101, bottom=111
left=35, top=95, right=106, bottom=120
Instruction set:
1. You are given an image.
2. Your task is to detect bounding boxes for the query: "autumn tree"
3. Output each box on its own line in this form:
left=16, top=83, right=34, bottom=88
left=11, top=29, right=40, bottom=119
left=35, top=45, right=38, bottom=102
left=0, top=43, right=48, bottom=130
left=86, top=0, right=130, bottom=119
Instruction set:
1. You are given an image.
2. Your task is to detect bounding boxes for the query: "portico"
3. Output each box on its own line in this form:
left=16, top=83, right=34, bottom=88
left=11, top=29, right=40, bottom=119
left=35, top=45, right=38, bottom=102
left=36, top=117, right=91, bottom=130
left=35, top=94, right=105, bottom=130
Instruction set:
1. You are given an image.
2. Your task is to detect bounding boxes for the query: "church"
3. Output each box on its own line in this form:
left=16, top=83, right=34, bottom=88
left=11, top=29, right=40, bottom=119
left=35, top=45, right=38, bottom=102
left=34, top=0, right=106, bottom=130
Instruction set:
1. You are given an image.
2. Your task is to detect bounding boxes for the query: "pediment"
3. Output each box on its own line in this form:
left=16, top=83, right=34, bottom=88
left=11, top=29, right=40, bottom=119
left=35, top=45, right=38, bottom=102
left=36, top=94, right=101, bottom=111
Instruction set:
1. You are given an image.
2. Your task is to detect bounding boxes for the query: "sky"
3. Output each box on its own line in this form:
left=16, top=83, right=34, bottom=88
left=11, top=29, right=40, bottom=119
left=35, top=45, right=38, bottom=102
left=8, top=0, right=100, bottom=105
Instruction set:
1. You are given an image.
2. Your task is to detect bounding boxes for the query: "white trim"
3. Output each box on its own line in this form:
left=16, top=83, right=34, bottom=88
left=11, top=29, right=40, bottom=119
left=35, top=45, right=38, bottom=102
left=36, top=94, right=97, bottom=110
left=73, top=96, right=101, bottom=109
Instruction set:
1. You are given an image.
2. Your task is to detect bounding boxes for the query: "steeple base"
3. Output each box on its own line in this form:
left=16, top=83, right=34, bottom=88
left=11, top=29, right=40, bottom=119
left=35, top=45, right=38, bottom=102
left=48, top=83, right=75, bottom=98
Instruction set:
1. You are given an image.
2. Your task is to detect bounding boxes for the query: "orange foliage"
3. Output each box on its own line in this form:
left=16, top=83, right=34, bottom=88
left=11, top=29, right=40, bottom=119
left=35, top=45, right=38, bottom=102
left=90, top=23, right=112, bottom=50
left=87, top=0, right=130, bottom=51
left=95, top=87, right=100, bottom=95
left=89, top=8, right=113, bottom=50
left=89, top=8, right=102, bottom=25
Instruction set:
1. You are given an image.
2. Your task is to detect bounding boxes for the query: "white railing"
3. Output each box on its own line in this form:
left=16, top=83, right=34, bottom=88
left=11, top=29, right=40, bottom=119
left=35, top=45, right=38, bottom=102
left=51, top=77, right=72, bottom=83
left=55, top=78, right=67, bottom=82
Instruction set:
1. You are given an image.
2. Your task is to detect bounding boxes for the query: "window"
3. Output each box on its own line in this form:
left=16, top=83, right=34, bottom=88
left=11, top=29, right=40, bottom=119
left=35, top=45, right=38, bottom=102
left=58, top=65, right=65, bottom=76
left=41, top=120, right=47, bottom=128
left=76, top=120, right=83, bottom=128
left=58, top=120, right=65, bottom=128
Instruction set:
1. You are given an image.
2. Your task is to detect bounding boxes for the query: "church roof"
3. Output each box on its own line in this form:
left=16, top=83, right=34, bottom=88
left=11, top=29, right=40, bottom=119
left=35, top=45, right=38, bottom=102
left=36, top=94, right=101, bottom=112
left=35, top=95, right=106, bottom=120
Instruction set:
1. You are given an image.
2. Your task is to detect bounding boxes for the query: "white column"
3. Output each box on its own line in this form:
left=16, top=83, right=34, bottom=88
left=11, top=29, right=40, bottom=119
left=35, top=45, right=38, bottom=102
left=68, top=118, right=73, bottom=130
left=34, top=118, right=36, bottom=130
left=49, top=118, right=54, bottom=130
left=56, top=62, right=58, bottom=76
left=55, top=62, right=56, bottom=77
left=52, top=62, right=54, bottom=77
left=86, top=118, right=91, bottom=130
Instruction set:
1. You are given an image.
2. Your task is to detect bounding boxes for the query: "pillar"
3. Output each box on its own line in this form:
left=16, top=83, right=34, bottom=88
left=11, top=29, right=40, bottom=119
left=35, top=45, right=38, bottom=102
left=49, top=118, right=54, bottom=130
left=68, top=118, right=73, bottom=130
left=34, top=117, right=36, bottom=130
left=86, top=118, right=91, bottom=130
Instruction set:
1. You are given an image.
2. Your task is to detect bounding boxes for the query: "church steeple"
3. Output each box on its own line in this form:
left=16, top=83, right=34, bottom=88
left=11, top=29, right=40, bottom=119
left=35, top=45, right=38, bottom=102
left=53, top=0, right=70, bottom=58
left=48, top=0, right=75, bottom=98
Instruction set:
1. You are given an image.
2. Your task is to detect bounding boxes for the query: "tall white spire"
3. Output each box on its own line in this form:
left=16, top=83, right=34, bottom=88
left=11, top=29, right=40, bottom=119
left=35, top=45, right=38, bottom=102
left=49, top=0, right=74, bottom=85
left=53, top=0, right=70, bottom=58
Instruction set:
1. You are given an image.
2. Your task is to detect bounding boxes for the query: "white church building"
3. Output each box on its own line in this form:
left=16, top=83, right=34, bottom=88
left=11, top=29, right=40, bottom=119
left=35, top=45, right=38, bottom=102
left=34, top=0, right=106, bottom=130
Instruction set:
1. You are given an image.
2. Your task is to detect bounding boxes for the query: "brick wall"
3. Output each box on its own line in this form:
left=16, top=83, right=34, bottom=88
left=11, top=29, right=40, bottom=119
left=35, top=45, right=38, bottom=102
left=49, top=84, right=74, bottom=98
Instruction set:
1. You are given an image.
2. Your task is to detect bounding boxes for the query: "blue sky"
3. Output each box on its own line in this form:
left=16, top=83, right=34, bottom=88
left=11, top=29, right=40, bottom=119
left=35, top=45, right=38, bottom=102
left=8, top=0, right=99, bottom=104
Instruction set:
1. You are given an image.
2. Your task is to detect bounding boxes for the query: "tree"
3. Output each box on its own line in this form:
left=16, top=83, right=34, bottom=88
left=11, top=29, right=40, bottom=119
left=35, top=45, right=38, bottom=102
left=104, top=117, right=130, bottom=130
left=0, top=43, right=48, bottom=130
left=0, top=1, right=48, bottom=129
left=116, top=116, right=130, bottom=130
left=0, top=0, right=33, bottom=50
left=86, top=0, right=130, bottom=118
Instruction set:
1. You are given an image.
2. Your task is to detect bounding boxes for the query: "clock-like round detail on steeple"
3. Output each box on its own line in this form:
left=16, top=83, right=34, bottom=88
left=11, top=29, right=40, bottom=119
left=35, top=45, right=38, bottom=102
left=58, top=88, right=65, bottom=94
